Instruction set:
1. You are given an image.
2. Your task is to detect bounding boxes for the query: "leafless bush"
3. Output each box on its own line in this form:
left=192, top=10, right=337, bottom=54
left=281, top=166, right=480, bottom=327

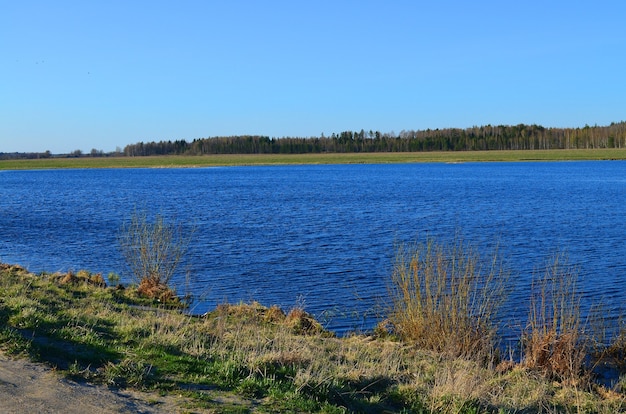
left=118, top=210, right=192, bottom=300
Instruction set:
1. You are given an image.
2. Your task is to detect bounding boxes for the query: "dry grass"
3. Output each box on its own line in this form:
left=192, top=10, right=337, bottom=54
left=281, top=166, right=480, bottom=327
left=386, top=237, right=509, bottom=363
left=522, top=254, right=588, bottom=383
left=53, top=269, right=106, bottom=288
left=136, top=277, right=179, bottom=304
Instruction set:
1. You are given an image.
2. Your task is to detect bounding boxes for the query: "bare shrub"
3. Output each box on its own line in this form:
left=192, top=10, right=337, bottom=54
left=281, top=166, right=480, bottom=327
left=118, top=210, right=192, bottom=301
left=387, top=236, right=509, bottom=363
left=523, top=254, right=588, bottom=382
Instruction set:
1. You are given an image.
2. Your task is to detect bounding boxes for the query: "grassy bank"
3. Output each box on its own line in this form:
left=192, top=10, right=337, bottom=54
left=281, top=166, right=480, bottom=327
left=2, top=148, right=626, bottom=169
left=1, top=263, right=625, bottom=413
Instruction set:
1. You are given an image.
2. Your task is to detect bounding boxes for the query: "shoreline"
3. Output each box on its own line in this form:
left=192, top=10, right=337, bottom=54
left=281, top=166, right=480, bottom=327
left=2, top=262, right=626, bottom=412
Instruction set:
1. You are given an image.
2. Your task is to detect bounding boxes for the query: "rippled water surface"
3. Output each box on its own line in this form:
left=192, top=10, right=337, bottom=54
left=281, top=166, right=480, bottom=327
left=2, top=162, right=626, bottom=337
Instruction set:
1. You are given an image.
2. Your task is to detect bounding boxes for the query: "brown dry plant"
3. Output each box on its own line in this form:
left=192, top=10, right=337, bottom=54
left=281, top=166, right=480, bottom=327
left=523, top=254, right=588, bottom=383
left=387, top=236, right=509, bottom=363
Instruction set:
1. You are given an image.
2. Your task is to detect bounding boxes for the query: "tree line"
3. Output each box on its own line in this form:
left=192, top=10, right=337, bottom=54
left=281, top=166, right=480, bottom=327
left=0, top=148, right=122, bottom=160
left=3, top=122, right=626, bottom=159
left=122, top=122, right=626, bottom=156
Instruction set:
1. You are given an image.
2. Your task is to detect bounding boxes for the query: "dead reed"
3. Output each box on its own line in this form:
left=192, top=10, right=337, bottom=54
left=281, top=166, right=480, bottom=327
left=387, top=237, right=509, bottom=363
left=523, top=254, right=588, bottom=383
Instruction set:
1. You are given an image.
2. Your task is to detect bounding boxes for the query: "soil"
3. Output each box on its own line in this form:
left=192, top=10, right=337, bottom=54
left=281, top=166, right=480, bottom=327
left=0, top=352, right=186, bottom=413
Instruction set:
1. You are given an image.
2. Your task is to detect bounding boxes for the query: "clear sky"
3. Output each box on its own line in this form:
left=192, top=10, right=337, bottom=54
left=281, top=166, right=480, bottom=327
left=2, top=1, right=625, bottom=154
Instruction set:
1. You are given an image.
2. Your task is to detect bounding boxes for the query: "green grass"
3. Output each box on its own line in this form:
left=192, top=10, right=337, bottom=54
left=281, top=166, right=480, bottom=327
left=2, top=148, right=626, bottom=170
left=2, top=263, right=626, bottom=413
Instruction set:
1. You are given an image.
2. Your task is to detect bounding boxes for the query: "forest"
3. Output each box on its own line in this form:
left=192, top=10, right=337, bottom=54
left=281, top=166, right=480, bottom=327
left=2, top=122, right=626, bottom=159
left=121, top=121, right=626, bottom=157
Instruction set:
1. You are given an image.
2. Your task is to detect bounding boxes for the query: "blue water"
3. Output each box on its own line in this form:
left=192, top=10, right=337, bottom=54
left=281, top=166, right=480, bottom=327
left=1, top=162, right=626, bottom=340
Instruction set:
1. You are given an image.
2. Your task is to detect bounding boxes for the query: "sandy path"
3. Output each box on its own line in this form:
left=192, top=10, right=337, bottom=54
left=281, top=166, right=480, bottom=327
left=0, top=353, right=183, bottom=413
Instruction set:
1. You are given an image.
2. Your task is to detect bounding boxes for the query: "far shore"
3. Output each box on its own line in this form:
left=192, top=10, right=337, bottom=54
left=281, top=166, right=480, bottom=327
left=2, top=148, right=626, bottom=170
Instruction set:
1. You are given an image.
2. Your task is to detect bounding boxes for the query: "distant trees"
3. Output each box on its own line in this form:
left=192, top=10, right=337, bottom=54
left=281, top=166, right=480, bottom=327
left=0, top=151, right=52, bottom=160
left=123, top=139, right=189, bottom=156
left=121, top=122, right=626, bottom=156
left=4, top=122, right=625, bottom=160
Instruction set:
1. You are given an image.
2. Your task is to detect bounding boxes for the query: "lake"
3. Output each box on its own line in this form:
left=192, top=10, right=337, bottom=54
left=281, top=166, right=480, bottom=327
left=1, top=161, right=626, bottom=342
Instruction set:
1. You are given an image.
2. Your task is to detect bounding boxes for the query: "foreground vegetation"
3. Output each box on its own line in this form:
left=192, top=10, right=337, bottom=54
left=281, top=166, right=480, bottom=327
left=2, top=260, right=626, bottom=413
left=2, top=148, right=626, bottom=170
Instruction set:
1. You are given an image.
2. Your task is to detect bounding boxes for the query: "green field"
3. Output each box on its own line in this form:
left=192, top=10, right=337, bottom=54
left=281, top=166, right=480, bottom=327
left=2, top=148, right=626, bottom=170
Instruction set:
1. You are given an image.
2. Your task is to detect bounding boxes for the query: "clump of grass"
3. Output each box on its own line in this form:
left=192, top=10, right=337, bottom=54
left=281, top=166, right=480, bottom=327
left=106, top=272, right=121, bottom=285
left=102, top=359, right=154, bottom=388
left=522, top=254, right=588, bottom=383
left=136, top=277, right=181, bottom=305
left=285, top=307, right=326, bottom=336
left=52, top=269, right=106, bottom=288
left=386, top=236, right=509, bottom=363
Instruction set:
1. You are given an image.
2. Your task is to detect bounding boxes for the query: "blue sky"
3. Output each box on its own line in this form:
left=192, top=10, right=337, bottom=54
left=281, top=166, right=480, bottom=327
left=2, top=1, right=625, bottom=153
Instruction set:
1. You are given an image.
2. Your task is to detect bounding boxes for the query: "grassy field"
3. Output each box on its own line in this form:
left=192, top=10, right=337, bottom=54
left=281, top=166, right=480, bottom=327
left=1, top=263, right=626, bottom=413
left=2, top=148, right=626, bottom=170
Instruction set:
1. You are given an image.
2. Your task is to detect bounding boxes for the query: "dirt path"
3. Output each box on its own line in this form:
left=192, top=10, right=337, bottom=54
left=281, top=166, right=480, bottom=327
left=0, top=353, right=184, bottom=413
